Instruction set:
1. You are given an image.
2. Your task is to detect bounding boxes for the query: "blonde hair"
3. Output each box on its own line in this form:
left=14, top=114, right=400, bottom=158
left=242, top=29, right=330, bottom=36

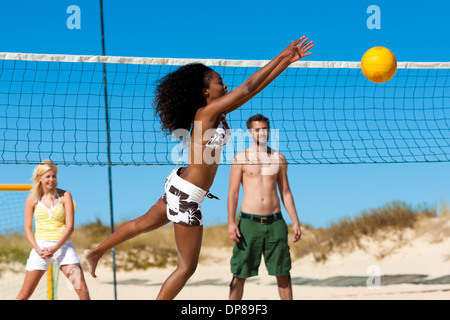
left=31, top=159, right=58, bottom=202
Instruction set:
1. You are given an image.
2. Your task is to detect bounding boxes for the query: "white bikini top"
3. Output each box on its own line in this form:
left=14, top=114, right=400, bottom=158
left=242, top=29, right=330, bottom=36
left=191, top=113, right=231, bottom=149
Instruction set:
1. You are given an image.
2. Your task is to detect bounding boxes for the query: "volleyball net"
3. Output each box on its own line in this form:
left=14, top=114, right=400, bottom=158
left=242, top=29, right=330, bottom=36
left=1, top=52, right=449, bottom=165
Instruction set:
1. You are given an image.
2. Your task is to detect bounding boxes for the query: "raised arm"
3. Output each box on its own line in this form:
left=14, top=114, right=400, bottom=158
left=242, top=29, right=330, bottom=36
left=201, top=36, right=314, bottom=121
left=225, top=36, right=314, bottom=114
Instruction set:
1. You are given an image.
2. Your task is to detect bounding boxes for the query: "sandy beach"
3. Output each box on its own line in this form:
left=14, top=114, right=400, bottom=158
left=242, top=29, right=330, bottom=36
left=55, top=218, right=450, bottom=300
left=3, top=214, right=449, bottom=301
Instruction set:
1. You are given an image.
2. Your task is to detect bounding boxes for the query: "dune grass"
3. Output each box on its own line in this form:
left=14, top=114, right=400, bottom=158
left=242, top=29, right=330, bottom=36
left=290, top=200, right=438, bottom=262
left=0, top=234, right=30, bottom=266
left=1, top=200, right=448, bottom=276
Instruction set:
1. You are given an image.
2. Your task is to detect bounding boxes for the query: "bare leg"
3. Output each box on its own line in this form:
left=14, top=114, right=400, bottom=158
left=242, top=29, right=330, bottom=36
left=229, top=277, right=246, bottom=300
left=156, top=223, right=203, bottom=300
left=84, top=198, right=169, bottom=278
left=16, top=270, right=46, bottom=300
left=60, top=264, right=90, bottom=300
left=276, top=275, right=293, bottom=300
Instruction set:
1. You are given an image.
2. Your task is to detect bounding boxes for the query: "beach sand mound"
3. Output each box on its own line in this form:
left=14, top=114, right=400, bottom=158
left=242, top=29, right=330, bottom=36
left=60, top=213, right=450, bottom=300
left=3, top=213, right=449, bottom=300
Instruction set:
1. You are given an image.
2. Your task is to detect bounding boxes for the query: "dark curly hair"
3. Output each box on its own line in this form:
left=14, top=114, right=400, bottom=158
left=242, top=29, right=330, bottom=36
left=153, top=63, right=214, bottom=135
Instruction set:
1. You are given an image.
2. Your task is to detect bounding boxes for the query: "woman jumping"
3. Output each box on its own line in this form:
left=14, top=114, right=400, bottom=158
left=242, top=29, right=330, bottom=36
left=84, top=37, right=314, bottom=300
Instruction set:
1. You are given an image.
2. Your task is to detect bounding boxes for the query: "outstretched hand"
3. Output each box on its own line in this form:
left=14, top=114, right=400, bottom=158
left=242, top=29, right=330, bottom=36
left=282, top=36, right=314, bottom=64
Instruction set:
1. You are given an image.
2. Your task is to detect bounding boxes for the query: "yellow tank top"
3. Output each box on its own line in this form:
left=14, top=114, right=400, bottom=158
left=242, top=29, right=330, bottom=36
left=34, top=194, right=68, bottom=241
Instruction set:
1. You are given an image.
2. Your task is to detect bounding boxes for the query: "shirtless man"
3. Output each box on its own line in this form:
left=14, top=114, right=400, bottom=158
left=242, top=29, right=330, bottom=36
left=227, top=114, right=302, bottom=300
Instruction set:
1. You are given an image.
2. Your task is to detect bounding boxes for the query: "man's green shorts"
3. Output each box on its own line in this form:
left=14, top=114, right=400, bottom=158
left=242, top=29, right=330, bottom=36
left=230, top=212, right=291, bottom=278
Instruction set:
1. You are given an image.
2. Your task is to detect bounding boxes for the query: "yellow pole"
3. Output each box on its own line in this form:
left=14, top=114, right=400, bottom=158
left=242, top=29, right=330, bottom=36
left=47, top=264, right=53, bottom=300
left=0, top=184, right=32, bottom=191
left=0, top=184, right=76, bottom=210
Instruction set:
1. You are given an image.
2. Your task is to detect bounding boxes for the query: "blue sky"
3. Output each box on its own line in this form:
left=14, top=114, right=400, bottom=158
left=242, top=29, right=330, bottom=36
left=1, top=0, right=449, bottom=229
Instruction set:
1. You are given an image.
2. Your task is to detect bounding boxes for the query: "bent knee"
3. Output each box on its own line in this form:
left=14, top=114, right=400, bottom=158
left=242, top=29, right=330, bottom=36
left=183, top=263, right=198, bottom=277
left=177, top=260, right=198, bottom=278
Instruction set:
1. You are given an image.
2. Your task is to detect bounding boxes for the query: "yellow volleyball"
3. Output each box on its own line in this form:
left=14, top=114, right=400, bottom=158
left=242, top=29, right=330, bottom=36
left=361, top=46, right=397, bottom=83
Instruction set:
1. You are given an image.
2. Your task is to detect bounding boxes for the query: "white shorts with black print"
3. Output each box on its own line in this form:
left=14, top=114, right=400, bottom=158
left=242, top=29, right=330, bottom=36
left=161, top=167, right=210, bottom=226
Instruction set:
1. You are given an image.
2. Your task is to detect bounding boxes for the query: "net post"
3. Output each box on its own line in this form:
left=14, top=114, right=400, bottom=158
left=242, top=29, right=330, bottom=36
left=0, top=185, right=32, bottom=191
left=47, top=264, right=53, bottom=300
left=99, top=0, right=118, bottom=300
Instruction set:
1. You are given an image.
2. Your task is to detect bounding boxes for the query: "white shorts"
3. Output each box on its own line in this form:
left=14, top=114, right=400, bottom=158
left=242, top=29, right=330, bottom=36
left=162, top=167, right=208, bottom=226
left=26, top=239, right=81, bottom=271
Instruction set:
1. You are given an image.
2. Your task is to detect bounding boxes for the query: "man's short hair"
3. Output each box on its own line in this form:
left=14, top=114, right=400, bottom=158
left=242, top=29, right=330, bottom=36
left=246, top=114, right=270, bottom=130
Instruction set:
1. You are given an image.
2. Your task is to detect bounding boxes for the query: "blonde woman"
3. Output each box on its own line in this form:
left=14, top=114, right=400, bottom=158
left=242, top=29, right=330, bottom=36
left=16, top=160, right=90, bottom=300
